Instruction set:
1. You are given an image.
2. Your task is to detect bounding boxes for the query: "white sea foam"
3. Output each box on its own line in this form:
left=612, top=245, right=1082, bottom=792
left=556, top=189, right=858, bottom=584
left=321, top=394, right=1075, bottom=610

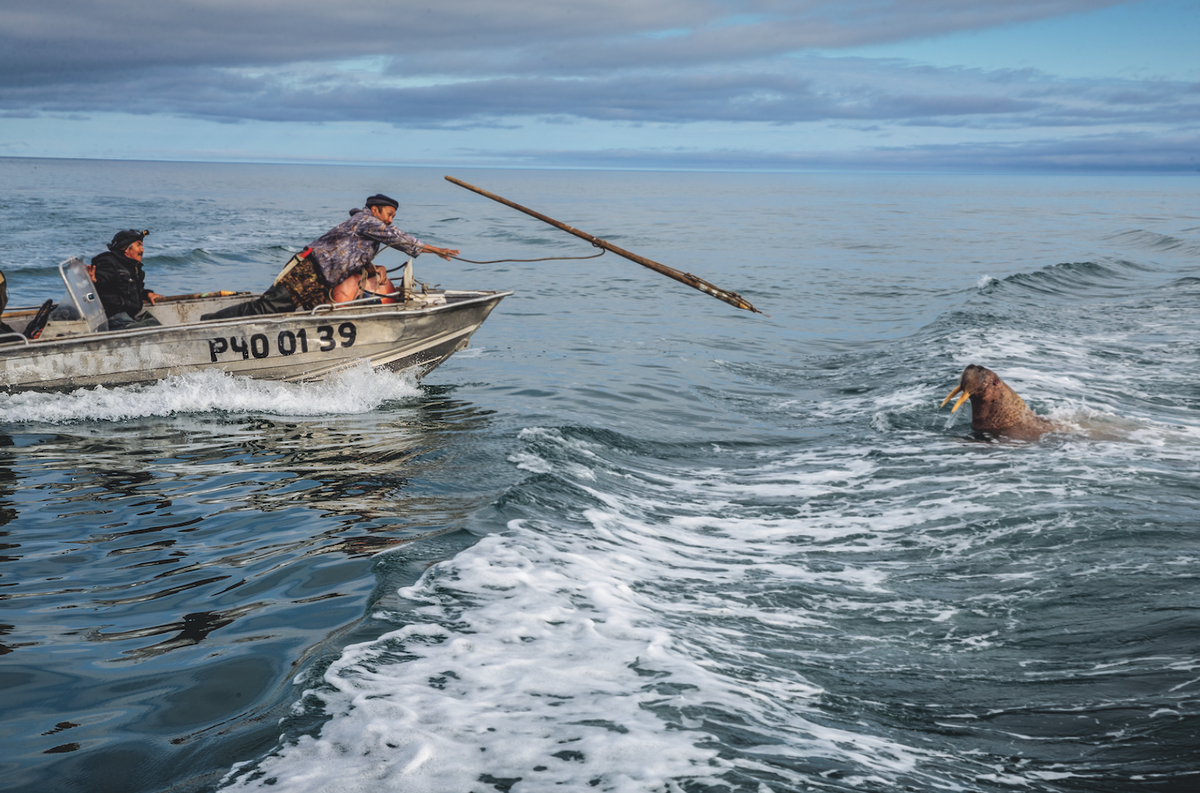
left=227, top=512, right=942, bottom=790
left=226, top=524, right=727, bottom=792
left=0, top=362, right=421, bottom=424
left=226, top=432, right=974, bottom=791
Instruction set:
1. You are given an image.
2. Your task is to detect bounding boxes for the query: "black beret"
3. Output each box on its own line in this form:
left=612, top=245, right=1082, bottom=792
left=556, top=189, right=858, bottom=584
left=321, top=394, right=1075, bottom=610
left=109, top=229, right=149, bottom=253
left=365, top=193, right=399, bottom=209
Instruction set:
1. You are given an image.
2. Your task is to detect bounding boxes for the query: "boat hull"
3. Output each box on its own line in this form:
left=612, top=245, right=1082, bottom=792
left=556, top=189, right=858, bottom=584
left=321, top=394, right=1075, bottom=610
left=0, top=290, right=510, bottom=392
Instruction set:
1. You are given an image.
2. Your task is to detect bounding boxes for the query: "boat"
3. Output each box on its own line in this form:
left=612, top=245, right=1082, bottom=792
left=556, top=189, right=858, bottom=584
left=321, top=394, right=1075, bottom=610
left=0, top=257, right=510, bottom=392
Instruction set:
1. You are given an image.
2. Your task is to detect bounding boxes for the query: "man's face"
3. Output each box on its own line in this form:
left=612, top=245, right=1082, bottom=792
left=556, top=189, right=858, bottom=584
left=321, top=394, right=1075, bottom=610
left=370, top=205, right=396, bottom=226
left=124, top=240, right=144, bottom=262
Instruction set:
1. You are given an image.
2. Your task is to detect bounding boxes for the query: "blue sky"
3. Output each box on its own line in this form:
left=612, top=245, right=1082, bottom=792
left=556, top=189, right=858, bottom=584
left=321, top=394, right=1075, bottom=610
left=1, top=0, right=1196, bottom=171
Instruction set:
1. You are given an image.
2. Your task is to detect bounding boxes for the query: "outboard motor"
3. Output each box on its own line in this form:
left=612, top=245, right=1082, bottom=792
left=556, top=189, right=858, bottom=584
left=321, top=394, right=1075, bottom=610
left=58, top=256, right=108, bottom=332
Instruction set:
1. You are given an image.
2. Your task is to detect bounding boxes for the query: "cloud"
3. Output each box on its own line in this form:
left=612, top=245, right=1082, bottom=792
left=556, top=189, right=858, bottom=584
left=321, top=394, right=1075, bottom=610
left=3, top=0, right=1193, bottom=172
left=1, top=0, right=1129, bottom=81
left=3, top=55, right=1195, bottom=134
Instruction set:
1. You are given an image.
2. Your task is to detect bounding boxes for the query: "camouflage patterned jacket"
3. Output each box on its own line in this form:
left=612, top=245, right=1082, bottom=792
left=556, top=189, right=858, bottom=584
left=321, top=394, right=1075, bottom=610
left=307, top=208, right=424, bottom=286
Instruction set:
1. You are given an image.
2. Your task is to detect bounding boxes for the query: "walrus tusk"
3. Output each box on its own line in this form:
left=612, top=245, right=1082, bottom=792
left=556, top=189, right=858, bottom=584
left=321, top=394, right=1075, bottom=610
left=941, top=384, right=971, bottom=413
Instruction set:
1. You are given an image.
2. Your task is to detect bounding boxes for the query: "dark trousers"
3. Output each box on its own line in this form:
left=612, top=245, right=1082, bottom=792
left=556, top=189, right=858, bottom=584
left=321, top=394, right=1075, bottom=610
left=200, top=283, right=297, bottom=320
left=108, top=310, right=163, bottom=330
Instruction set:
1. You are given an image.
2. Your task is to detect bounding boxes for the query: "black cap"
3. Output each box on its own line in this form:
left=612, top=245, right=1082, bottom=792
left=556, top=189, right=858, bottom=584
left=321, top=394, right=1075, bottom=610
left=109, top=229, right=149, bottom=253
left=365, top=193, right=399, bottom=209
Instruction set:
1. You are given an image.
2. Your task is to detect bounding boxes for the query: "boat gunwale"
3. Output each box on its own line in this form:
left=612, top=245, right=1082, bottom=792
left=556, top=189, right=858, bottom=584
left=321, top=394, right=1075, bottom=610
left=0, top=289, right=514, bottom=355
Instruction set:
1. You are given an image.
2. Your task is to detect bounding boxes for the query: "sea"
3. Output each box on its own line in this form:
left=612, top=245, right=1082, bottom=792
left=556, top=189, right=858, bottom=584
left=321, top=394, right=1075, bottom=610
left=0, top=157, right=1197, bottom=793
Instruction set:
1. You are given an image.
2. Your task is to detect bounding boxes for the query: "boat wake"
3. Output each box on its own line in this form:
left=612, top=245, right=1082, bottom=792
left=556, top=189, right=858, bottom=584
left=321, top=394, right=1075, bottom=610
left=0, top=361, right=423, bottom=424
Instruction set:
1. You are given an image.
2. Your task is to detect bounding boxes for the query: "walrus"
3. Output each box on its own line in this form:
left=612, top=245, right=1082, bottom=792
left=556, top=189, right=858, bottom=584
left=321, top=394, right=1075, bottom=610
left=941, top=364, right=1057, bottom=441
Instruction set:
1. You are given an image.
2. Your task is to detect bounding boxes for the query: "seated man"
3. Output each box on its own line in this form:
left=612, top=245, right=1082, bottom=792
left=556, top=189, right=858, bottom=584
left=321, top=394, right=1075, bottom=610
left=91, top=229, right=164, bottom=330
left=202, top=194, right=458, bottom=320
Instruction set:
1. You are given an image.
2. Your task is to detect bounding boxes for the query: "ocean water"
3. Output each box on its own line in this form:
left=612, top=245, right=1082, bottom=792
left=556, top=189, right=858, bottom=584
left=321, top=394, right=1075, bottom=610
left=0, top=158, right=1197, bottom=792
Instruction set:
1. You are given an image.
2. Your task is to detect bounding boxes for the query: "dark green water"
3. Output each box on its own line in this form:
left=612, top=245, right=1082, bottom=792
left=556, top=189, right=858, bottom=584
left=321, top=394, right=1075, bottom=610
left=1, top=159, right=1198, bottom=792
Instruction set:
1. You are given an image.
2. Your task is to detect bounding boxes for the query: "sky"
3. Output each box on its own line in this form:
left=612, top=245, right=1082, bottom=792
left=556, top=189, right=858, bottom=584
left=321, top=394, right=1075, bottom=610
left=1, top=0, right=1197, bottom=172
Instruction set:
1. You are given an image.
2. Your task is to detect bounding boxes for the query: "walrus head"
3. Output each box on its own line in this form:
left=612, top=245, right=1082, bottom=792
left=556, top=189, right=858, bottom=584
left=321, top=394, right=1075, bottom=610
left=941, top=364, right=1054, bottom=440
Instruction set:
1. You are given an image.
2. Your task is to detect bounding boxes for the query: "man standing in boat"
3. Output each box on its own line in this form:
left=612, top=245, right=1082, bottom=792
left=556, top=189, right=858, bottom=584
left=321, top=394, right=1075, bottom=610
left=203, top=194, right=459, bottom=319
left=91, top=229, right=164, bottom=329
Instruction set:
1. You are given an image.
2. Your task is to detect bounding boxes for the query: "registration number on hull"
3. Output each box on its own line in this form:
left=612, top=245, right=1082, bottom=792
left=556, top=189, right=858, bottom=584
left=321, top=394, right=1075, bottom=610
left=208, top=322, right=358, bottom=362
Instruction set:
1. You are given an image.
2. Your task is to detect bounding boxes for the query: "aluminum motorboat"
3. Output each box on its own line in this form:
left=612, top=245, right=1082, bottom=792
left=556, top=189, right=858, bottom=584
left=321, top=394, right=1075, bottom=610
left=0, top=257, right=510, bottom=392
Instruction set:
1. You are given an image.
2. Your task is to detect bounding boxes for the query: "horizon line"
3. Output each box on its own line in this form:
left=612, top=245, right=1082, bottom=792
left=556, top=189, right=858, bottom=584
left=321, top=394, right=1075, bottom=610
left=2, top=154, right=1196, bottom=177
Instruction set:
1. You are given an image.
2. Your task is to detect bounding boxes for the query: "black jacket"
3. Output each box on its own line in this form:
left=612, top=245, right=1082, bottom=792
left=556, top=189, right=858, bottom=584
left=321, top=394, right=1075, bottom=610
left=91, top=251, right=151, bottom=319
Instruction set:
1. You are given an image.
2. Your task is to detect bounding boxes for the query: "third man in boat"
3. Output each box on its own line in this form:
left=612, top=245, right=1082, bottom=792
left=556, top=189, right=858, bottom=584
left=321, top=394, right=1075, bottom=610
left=202, top=194, right=459, bottom=319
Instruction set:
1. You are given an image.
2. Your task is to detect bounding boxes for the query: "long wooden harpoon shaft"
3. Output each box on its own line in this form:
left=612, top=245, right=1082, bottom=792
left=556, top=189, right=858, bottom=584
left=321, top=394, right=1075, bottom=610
left=445, top=176, right=763, bottom=315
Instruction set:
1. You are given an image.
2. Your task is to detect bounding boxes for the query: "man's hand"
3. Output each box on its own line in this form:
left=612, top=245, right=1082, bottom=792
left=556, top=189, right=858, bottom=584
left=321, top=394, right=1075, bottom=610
left=147, top=291, right=163, bottom=305
left=422, top=245, right=460, bottom=261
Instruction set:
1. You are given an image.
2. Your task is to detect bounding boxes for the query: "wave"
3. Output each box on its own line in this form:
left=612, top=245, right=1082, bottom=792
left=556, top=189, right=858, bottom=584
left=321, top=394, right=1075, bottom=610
left=0, top=363, right=422, bottom=424
left=1105, top=228, right=1190, bottom=253
left=986, top=259, right=1157, bottom=299
left=152, top=244, right=300, bottom=269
